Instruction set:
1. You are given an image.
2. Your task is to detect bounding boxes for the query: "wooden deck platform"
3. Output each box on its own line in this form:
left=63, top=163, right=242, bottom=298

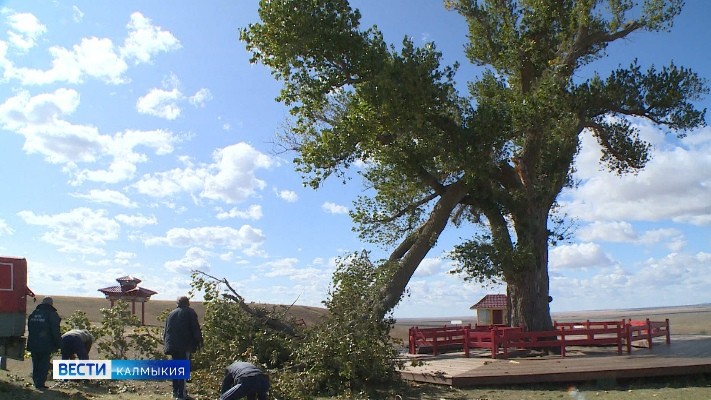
left=399, top=334, right=711, bottom=387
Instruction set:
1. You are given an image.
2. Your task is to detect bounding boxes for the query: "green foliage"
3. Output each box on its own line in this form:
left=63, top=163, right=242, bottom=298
left=242, top=0, right=707, bottom=330
left=289, top=252, right=402, bottom=397
left=127, top=324, right=165, bottom=360
left=96, top=301, right=138, bottom=359
left=189, top=254, right=402, bottom=399
left=189, top=273, right=297, bottom=399
left=95, top=301, right=165, bottom=360
left=61, top=310, right=101, bottom=340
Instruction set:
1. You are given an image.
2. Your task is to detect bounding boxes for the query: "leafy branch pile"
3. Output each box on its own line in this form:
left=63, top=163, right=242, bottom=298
left=189, top=251, right=403, bottom=400
left=58, top=252, right=403, bottom=399
left=61, top=301, right=166, bottom=360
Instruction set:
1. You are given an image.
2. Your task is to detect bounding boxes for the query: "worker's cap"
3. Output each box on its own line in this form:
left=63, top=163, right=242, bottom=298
left=42, top=297, right=54, bottom=305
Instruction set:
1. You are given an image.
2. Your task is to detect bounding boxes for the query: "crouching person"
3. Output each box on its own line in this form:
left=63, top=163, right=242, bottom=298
left=220, top=361, right=270, bottom=400
left=61, top=329, right=94, bottom=360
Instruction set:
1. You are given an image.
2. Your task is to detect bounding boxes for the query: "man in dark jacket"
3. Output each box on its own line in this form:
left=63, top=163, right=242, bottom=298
left=220, top=361, right=270, bottom=400
left=164, top=296, right=202, bottom=400
left=60, top=328, right=94, bottom=360
left=26, top=297, right=61, bottom=390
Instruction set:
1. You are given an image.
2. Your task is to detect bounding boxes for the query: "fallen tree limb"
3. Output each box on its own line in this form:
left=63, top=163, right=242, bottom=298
left=194, top=271, right=298, bottom=337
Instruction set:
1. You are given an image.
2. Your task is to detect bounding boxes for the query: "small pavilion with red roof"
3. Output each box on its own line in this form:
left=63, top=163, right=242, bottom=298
left=98, top=275, right=157, bottom=325
left=470, top=294, right=507, bottom=326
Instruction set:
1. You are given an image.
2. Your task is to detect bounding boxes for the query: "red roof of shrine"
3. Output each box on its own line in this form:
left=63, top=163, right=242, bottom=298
left=98, top=286, right=157, bottom=297
left=116, top=275, right=141, bottom=284
left=470, top=294, right=507, bottom=310
left=98, top=275, right=157, bottom=299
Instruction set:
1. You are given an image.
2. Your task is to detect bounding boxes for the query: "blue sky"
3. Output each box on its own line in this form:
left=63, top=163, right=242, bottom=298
left=0, top=1, right=709, bottom=318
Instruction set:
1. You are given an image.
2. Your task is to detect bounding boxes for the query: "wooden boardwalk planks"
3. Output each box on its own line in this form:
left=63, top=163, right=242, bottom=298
left=399, top=334, right=711, bottom=387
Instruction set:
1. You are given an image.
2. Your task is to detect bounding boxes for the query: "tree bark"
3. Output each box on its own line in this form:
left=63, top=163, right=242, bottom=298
left=377, top=180, right=469, bottom=318
left=507, top=203, right=553, bottom=332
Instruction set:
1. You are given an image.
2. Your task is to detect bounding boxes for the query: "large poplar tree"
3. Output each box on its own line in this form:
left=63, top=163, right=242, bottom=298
left=241, top=0, right=706, bottom=331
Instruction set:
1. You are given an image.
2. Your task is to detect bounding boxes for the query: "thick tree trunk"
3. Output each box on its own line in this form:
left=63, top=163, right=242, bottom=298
left=507, top=257, right=552, bottom=331
left=507, top=204, right=553, bottom=332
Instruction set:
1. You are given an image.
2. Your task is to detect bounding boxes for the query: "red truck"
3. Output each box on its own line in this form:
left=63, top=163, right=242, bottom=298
left=0, top=256, right=31, bottom=364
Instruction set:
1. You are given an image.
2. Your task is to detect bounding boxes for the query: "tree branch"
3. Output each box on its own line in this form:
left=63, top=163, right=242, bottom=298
left=194, top=271, right=299, bottom=337
left=560, top=21, right=643, bottom=69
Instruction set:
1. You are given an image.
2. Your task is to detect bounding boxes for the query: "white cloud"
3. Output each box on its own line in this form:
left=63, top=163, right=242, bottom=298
left=136, top=88, right=182, bottom=120
left=189, top=88, right=212, bottom=108
left=549, top=242, right=613, bottom=271
left=0, top=219, right=13, bottom=236
left=164, top=247, right=211, bottom=274
left=136, top=86, right=212, bottom=120
left=262, top=258, right=299, bottom=276
left=404, top=275, right=483, bottom=312
left=578, top=221, right=637, bottom=243
left=0, top=90, right=177, bottom=184
left=2, top=12, right=178, bottom=85
left=145, top=225, right=266, bottom=255
left=133, top=165, right=207, bottom=198
left=114, top=251, right=136, bottom=262
left=121, top=12, right=181, bottom=64
left=414, top=257, right=445, bottom=277
left=203, top=144, right=273, bottom=203
left=72, top=189, right=137, bottom=208
left=551, top=251, right=711, bottom=311
left=322, top=202, right=348, bottom=215
left=27, top=260, right=128, bottom=298
left=276, top=189, right=298, bottom=203
left=261, top=258, right=326, bottom=282
left=17, top=207, right=120, bottom=255
left=216, top=205, right=263, bottom=220
left=6, top=12, right=46, bottom=51
left=561, top=127, right=711, bottom=226
left=115, top=213, right=158, bottom=228
left=6, top=36, right=129, bottom=85
left=72, top=6, right=84, bottom=23
left=638, top=228, right=685, bottom=251
left=135, top=142, right=273, bottom=204
left=578, top=221, right=684, bottom=250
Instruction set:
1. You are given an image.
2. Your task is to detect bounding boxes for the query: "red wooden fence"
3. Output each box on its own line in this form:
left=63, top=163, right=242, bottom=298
left=626, top=318, right=671, bottom=353
left=408, top=318, right=670, bottom=359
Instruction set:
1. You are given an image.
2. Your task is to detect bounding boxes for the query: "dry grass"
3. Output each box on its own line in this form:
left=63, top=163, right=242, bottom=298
left=27, top=295, right=328, bottom=328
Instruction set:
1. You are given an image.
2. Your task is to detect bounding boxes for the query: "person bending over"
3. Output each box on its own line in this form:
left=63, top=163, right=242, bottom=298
left=61, top=328, right=94, bottom=360
left=220, top=361, right=270, bottom=400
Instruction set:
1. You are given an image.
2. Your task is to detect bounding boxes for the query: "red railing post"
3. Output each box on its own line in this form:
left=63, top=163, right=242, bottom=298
left=646, top=318, right=653, bottom=349
left=665, top=318, right=671, bottom=344
left=463, top=325, right=470, bottom=357
left=616, top=319, right=623, bottom=355
left=408, top=327, right=415, bottom=354
left=560, top=330, right=566, bottom=357
left=626, top=319, right=632, bottom=354
left=491, top=327, right=498, bottom=359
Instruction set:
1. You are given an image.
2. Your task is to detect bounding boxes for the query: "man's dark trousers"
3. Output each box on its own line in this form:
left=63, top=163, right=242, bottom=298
left=31, top=352, right=52, bottom=388
left=169, top=351, right=190, bottom=398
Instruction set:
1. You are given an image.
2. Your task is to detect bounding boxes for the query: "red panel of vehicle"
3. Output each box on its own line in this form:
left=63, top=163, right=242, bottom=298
left=0, top=257, right=27, bottom=314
